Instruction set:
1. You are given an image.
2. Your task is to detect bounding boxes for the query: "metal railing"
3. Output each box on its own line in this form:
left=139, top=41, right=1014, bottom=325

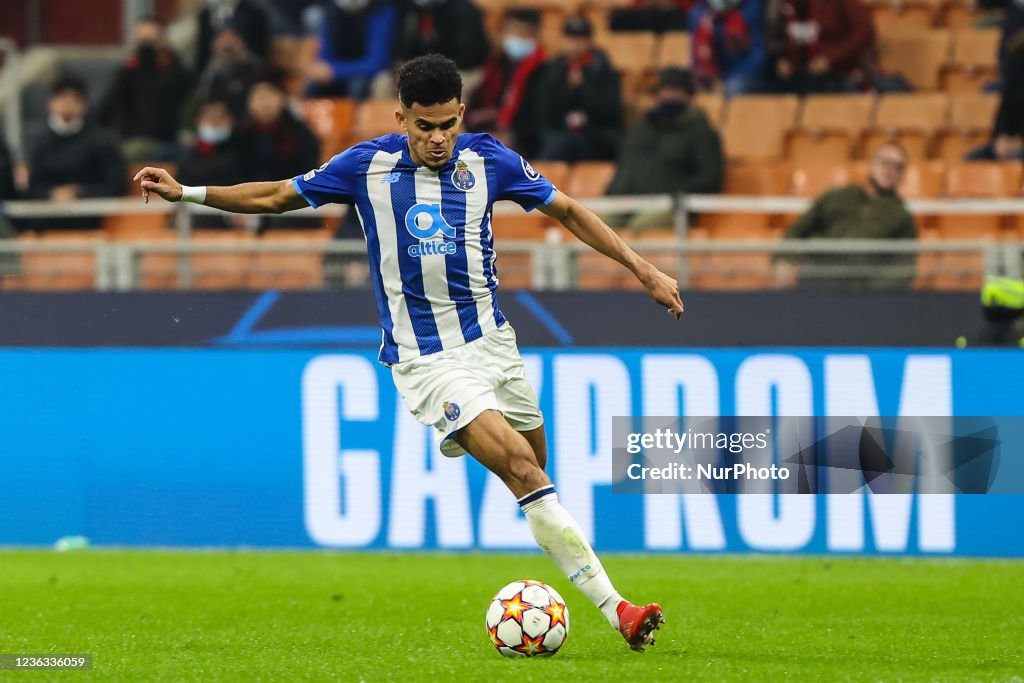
left=0, top=194, right=1020, bottom=291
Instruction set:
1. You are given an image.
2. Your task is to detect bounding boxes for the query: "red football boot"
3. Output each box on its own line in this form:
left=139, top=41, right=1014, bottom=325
left=616, top=601, right=665, bottom=652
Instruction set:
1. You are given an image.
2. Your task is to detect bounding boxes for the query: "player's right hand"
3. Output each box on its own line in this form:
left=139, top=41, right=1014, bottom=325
left=642, top=267, right=684, bottom=320
left=133, top=167, right=182, bottom=204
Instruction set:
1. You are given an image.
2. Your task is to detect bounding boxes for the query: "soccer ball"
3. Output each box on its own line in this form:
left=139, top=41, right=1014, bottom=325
left=485, top=579, right=569, bottom=658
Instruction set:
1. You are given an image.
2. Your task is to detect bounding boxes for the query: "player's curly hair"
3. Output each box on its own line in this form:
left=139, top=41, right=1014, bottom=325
left=397, top=54, right=463, bottom=109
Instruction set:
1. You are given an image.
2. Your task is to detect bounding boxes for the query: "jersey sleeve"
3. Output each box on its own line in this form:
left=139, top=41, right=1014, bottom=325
left=487, top=136, right=558, bottom=211
left=292, top=144, right=366, bottom=208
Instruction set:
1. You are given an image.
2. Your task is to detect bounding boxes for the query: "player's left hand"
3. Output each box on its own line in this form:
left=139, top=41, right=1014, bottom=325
left=640, top=267, right=684, bottom=320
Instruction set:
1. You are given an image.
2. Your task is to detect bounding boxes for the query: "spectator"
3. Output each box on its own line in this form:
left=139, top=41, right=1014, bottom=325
left=100, top=17, right=190, bottom=162
left=968, top=33, right=1024, bottom=161
left=25, top=75, right=126, bottom=231
left=196, top=0, right=271, bottom=77
left=690, top=0, right=768, bottom=96
left=605, top=68, right=724, bottom=231
left=466, top=8, right=547, bottom=158
left=534, top=15, right=623, bottom=162
left=610, top=0, right=693, bottom=33
left=391, top=0, right=490, bottom=95
left=196, top=25, right=264, bottom=121
left=307, top=0, right=398, bottom=100
left=765, top=0, right=874, bottom=95
left=0, top=138, right=15, bottom=201
left=784, top=143, right=917, bottom=290
left=237, top=70, right=320, bottom=182
left=178, top=99, right=245, bottom=187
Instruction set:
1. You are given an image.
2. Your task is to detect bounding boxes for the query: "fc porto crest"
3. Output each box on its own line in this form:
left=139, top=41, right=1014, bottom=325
left=451, top=160, right=476, bottom=191
left=443, top=401, right=461, bottom=421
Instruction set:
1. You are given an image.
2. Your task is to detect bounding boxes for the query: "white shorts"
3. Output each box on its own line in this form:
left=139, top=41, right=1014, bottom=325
left=391, top=324, right=544, bottom=457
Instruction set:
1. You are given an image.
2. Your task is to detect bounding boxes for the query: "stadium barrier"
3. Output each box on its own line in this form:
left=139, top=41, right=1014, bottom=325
left=1, top=195, right=1021, bottom=290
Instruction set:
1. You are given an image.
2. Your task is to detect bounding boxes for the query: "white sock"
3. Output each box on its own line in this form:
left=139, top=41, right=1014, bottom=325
left=519, top=485, right=624, bottom=629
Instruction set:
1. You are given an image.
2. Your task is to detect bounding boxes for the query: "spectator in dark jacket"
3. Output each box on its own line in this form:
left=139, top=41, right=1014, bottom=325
left=25, top=75, right=126, bottom=231
left=765, top=0, right=875, bottom=94
left=100, top=17, right=190, bottom=162
left=196, top=25, right=264, bottom=121
left=690, top=0, right=768, bottom=95
left=179, top=99, right=245, bottom=187
left=392, top=0, right=489, bottom=95
left=785, top=143, right=917, bottom=290
left=970, top=26, right=1024, bottom=160
left=606, top=68, right=723, bottom=231
left=466, top=8, right=546, bottom=158
left=237, top=71, right=320, bottom=182
left=307, top=0, right=398, bottom=99
left=535, top=15, right=624, bottom=162
left=0, top=139, right=15, bottom=201
left=196, top=0, right=271, bottom=77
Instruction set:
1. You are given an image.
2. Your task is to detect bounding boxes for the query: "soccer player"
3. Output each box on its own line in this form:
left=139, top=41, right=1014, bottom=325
left=135, top=54, right=682, bottom=652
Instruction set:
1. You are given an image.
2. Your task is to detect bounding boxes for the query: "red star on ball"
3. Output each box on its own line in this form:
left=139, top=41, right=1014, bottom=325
left=546, top=601, right=567, bottom=628
left=513, top=633, right=547, bottom=657
left=501, top=595, right=526, bottom=624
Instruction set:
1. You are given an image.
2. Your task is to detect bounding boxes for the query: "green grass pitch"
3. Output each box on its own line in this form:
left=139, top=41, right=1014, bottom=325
left=2, top=551, right=1022, bottom=681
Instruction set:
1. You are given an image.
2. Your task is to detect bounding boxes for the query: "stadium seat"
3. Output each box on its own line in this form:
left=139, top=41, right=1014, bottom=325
left=698, top=163, right=792, bottom=231
left=790, top=163, right=856, bottom=198
left=871, top=1, right=938, bottom=34
left=249, top=230, right=329, bottom=290
left=694, top=92, right=726, bottom=127
left=540, top=7, right=570, bottom=55
left=722, top=96, right=800, bottom=162
left=602, top=32, right=658, bottom=76
left=901, top=161, right=946, bottom=199
left=939, top=162, right=1022, bottom=239
left=189, top=232, right=256, bottom=290
left=861, top=92, right=949, bottom=160
left=936, top=92, right=998, bottom=163
left=103, top=213, right=172, bottom=239
left=302, top=98, right=356, bottom=164
left=877, top=30, right=952, bottom=91
left=787, top=94, right=876, bottom=163
left=942, top=29, right=1000, bottom=92
left=349, top=99, right=402, bottom=147
left=577, top=229, right=677, bottom=290
left=565, top=161, right=616, bottom=197
left=10, top=231, right=103, bottom=291
left=687, top=226, right=780, bottom=290
left=942, top=0, right=986, bottom=30
left=492, top=251, right=534, bottom=290
left=656, top=32, right=691, bottom=69
left=530, top=161, right=571, bottom=191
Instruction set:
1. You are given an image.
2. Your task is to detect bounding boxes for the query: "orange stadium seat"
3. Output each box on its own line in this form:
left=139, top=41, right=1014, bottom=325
left=492, top=251, right=534, bottom=290
left=698, top=163, right=792, bottom=232
left=877, top=29, right=952, bottom=91
left=722, top=95, right=800, bottom=162
left=189, top=232, right=256, bottom=290
left=790, top=163, right=856, bottom=198
left=861, top=92, right=949, bottom=160
left=349, top=99, right=402, bottom=147
left=540, top=7, right=570, bottom=55
left=302, top=98, right=356, bottom=164
left=901, top=161, right=946, bottom=199
left=942, top=29, right=1000, bottom=92
left=656, top=32, right=691, bottom=69
left=936, top=92, right=998, bottom=163
left=577, top=229, right=678, bottom=290
left=871, top=1, right=938, bottom=34
left=687, top=225, right=780, bottom=290
left=565, top=161, right=616, bottom=198
left=498, top=165, right=565, bottom=240
left=7, top=231, right=102, bottom=291
left=602, top=32, right=658, bottom=81
left=694, top=92, right=726, bottom=127
left=940, top=162, right=1022, bottom=239
left=787, top=94, right=876, bottom=163
left=942, top=0, right=986, bottom=30
left=249, top=230, right=330, bottom=290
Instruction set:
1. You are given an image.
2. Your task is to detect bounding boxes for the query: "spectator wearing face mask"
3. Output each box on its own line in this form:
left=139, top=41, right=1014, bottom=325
left=237, top=70, right=320, bottom=183
left=196, top=24, right=265, bottom=121
left=605, top=68, right=723, bottom=231
left=179, top=99, right=245, bottom=188
left=307, top=0, right=398, bottom=100
left=690, top=0, right=768, bottom=96
left=534, top=15, right=624, bottom=162
left=100, top=17, right=191, bottom=162
left=391, top=0, right=490, bottom=97
left=465, top=7, right=546, bottom=158
left=24, top=75, right=126, bottom=231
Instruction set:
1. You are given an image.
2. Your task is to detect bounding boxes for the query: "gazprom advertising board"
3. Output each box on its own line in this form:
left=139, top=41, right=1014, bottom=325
left=1, top=348, right=1021, bottom=556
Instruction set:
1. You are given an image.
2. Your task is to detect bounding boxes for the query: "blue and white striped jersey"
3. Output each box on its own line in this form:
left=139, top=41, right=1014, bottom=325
left=293, top=133, right=557, bottom=365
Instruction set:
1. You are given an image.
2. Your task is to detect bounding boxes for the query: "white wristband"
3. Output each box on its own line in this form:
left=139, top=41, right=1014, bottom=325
left=179, top=185, right=207, bottom=205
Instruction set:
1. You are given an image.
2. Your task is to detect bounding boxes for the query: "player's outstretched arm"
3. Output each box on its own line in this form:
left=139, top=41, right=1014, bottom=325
left=539, top=192, right=684, bottom=319
left=133, top=167, right=308, bottom=214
